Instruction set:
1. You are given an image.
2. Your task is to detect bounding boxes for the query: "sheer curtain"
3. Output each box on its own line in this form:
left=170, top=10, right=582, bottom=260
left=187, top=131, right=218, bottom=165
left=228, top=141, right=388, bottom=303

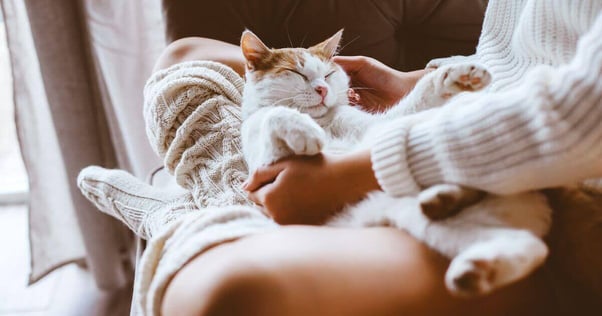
left=1, top=0, right=164, bottom=289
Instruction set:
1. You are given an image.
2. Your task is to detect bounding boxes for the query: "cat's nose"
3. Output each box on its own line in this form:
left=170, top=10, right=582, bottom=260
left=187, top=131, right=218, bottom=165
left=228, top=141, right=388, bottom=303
left=315, top=86, right=328, bottom=100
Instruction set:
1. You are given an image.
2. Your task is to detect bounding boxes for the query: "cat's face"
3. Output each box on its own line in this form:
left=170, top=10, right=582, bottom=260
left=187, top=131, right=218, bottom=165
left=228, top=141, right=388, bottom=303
left=241, top=30, right=349, bottom=118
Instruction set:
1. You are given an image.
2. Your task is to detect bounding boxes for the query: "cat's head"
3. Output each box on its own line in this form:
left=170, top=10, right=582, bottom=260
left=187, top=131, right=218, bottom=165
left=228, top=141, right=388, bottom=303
left=241, top=30, right=349, bottom=118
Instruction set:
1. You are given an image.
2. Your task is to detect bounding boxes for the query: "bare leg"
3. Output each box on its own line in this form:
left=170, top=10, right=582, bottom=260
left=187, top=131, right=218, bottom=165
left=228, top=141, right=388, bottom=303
left=162, top=226, right=550, bottom=316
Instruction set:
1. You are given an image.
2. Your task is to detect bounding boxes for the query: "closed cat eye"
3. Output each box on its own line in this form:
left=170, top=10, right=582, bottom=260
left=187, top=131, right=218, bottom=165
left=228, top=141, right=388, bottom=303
left=325, top=70, right=336, bottom=78
left=284, top=68, right=308, bottom=81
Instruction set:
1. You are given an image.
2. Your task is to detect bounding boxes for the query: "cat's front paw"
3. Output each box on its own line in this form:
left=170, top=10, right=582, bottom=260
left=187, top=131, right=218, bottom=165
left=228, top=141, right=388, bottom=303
left=436, top=63, right=492, bottom=98
left=266, top=108, right=326, bottom=157
left=280, top=123, right=325, bottom=156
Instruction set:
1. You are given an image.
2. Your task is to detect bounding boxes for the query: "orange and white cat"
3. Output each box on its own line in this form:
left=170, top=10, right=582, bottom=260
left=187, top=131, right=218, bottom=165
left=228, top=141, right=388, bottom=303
left=240, top=30, right=551, bottom=297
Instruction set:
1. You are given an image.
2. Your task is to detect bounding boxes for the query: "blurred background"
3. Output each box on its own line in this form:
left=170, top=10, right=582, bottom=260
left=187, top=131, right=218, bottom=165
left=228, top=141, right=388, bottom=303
left=0, top=1, right=165, bottom=314
left=0, top=10, right=36, bottom=315
left=0, top=6, right=126, bottom=316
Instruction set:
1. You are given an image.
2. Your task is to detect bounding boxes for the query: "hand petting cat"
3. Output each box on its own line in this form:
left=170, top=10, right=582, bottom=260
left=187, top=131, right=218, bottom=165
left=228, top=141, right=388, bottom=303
left=244, top=151, right=379, bottom=225
left=333, top=56, right=431, bottom=112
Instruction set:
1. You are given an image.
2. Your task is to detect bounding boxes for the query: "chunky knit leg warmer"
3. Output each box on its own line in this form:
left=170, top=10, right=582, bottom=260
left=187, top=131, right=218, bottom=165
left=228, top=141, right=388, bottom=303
left=143, top=61, right=252, bottom=208
left=78, top=61, right=277, bottom=315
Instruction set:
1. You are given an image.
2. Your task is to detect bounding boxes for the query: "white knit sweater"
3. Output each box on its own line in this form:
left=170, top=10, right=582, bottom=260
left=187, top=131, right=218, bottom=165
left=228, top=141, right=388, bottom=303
left=371, top=0, right=602, bottom=196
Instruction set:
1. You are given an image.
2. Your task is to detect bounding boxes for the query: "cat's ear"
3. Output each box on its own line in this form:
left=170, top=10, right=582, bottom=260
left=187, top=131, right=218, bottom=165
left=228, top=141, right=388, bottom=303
left=241, top=30, right=271, bottom=70
left=311, top=29, right=343, bottom=59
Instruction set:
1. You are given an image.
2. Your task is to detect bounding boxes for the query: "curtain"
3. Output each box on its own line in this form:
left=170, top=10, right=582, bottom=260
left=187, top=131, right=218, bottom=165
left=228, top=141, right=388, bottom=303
left=1, top=0, right=164, bottom=289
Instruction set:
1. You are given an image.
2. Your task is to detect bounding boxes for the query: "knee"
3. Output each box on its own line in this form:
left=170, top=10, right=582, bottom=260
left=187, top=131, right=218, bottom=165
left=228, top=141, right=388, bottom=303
left=162, top=250, right=289, bottom=316
left=203, top=265, right=289, bottom=316
left=153, top=37, right=210, bottom=71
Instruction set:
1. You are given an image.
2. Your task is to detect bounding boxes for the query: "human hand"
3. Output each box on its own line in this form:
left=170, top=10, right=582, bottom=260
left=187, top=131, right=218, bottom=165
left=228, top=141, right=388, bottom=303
left=243, top=151, right=380, bottom=225
left=334, top=56, right=430, bottom=113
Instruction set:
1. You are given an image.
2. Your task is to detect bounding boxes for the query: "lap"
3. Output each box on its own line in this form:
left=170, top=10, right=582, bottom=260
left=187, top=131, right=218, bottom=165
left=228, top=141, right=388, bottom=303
left=163, top=226, right=551, bottom=316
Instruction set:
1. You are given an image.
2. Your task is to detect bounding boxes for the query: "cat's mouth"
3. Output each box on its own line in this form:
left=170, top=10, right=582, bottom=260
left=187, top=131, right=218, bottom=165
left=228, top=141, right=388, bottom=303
left=301, top=103, right=328, bottom=118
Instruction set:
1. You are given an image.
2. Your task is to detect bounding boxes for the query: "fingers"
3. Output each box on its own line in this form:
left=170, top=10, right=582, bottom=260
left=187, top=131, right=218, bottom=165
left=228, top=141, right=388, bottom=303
left=243, top=164, right=286, bottom=192
left=246, top=185, right=266, bottom=205
left=347, top=88, right=361, bottom=104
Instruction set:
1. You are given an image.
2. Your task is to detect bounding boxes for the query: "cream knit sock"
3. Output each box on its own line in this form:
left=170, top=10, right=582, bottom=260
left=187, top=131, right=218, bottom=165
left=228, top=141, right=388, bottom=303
left=77, top=166, right=198, bottom=239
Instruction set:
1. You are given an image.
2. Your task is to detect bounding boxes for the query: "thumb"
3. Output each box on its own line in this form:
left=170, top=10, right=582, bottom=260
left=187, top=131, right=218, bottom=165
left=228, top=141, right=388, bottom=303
left=333, top=56, right=367, bottom=74
left=244, top=164, right=286, bottom=192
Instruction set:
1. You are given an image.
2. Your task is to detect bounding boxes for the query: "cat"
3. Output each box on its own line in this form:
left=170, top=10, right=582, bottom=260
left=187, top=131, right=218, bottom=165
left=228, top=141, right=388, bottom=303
left=239, top=29, right=552, bottom=297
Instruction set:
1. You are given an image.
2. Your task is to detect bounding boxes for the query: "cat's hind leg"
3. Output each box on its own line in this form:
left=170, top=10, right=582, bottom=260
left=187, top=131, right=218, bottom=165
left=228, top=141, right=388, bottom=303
left=418, top=184, right=486, bottom=220
left=445, top=229, right=548, bottom=297
left=422, top=193, right=551, bottom=296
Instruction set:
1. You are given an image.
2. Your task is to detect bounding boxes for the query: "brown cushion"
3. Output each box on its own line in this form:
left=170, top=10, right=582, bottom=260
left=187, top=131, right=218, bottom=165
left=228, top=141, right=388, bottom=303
left=542, top=188, right=602, bottom=315
left=162, top=0, right=485, bottom=71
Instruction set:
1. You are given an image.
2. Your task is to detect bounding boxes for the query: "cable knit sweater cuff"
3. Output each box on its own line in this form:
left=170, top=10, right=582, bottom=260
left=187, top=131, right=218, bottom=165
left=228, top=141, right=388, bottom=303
left=371, top=121, right=446, bottom=197
left=370, top=125, right=421, bottom=196
left=405, top=123, right=444, bottom=189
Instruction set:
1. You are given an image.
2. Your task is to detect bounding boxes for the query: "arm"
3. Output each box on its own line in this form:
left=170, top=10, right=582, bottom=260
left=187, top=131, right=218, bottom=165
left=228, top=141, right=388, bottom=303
left=372, top=14, right=602, bottom=196
left=245, top=151, right=379, bottom=225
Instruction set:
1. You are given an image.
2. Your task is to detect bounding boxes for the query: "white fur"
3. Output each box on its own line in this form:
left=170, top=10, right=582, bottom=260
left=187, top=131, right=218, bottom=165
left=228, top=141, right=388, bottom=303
left=241, top=50, right=551, bottom=296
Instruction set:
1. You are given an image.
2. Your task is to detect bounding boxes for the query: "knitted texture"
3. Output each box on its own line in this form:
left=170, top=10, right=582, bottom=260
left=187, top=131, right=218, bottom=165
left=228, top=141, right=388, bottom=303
left=371, top=0, right=602, bottom=196
left=135, top=61, right=277, bottom=315
left=143, top=61, right=251, bottom=208
left=77, top=166, right=199, bottom=240
left=78, top=61, right=278, bottom=316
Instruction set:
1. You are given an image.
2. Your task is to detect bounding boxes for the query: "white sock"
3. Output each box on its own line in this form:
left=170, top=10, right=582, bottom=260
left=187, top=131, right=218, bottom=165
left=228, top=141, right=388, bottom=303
left=77, top=166, right=198, bottom=239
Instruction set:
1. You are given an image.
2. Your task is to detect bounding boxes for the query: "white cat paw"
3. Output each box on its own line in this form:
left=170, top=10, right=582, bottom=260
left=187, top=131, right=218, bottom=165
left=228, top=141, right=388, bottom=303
left=281, top=122, right=325, bottom=156
left=418, top=184, right=485, bottom=220
left=445, top=234, right=548, bottom=297
left=265, top=108, right=326, bottom=157
left=436, top=63, right=492, bottom=97
left=446, top=258, right=498, bottom=297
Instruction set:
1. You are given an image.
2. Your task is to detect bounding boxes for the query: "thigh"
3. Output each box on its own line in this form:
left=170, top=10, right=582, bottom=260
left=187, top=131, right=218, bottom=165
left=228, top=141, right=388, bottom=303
left=164, top=226, right=551, bottom=316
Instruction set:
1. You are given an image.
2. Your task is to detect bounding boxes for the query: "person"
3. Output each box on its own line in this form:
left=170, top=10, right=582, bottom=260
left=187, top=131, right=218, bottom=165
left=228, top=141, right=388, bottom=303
left=151, top=0, right=602, bottom=314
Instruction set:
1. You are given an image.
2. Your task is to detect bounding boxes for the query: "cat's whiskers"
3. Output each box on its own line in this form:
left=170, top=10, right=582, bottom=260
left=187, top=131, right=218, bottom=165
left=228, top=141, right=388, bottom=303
left=270, top=88, right=302, bottom=94
left=349, top=86, right=376, bottom=91
left=271, top=95, right=298, bottom=106
left=337, top=35, right=361, bottom=54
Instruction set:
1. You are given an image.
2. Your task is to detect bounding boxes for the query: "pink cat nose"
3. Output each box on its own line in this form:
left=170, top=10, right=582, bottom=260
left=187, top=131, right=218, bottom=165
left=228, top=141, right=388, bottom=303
left=315, top=86, right=328, bottom=99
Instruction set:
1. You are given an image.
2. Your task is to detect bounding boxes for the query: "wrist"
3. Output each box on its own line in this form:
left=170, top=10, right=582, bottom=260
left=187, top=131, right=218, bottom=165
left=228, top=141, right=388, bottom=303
left=370, top=123, right=422, bottom=196
left=399, top=69, right=432, bottom=97
left=337, top=150, right=381, bottom=195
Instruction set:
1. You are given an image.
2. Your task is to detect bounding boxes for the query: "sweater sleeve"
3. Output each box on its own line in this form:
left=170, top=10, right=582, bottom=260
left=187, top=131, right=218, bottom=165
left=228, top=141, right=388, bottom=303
left=371, top=13, right=602, bottom=196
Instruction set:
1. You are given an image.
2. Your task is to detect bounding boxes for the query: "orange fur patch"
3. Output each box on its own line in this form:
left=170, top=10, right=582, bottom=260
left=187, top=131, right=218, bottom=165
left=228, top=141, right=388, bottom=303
left=250, top=48, right=305, bottom=80
left=250, top=47, right=337, bottom=81
left=308, top=46, right=332, bottom=62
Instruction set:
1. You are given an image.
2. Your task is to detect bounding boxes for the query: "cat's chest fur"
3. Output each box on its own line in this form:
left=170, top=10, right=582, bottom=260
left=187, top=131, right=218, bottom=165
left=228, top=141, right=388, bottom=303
left=315, top=105, right=382, bottom=154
